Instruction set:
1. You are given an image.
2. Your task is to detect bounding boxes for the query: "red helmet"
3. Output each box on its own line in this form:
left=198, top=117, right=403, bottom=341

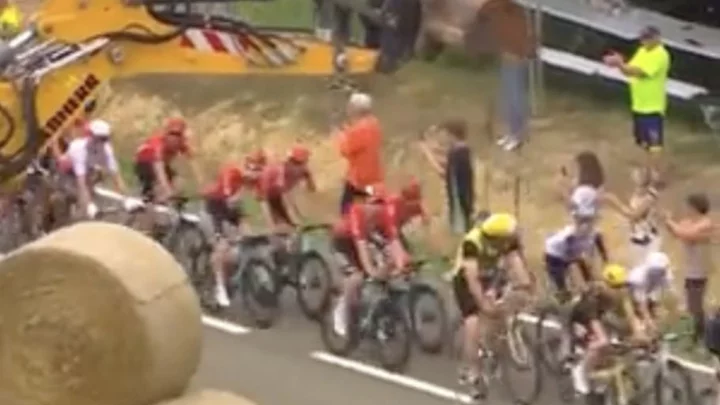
left=288, top=145, right=311, bottom=164
left=365, top=182, right=389, bottom=202
left=244, top=149, right=268, bottom=169
left=165, top=117, right=187, bottom=135
left=400, top=178, right=422, bottom=201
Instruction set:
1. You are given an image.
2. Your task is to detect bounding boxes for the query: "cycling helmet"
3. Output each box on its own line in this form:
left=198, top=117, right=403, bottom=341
left=88, top=119, right=111, bottom=138
left=288, top=145, right=310, bottom=164
left=400, top=178, right=422, bottom=201
left=602, top=263, right=627, bottom=287
left=646, top=251, right=670, bottom=272
left=365, top=183, right=388, bottom=202
left=480, top=213, right=517, bottom=238
left=165, top=117, right=187, bottom=135
left=245, top=149, right=268, bottom=169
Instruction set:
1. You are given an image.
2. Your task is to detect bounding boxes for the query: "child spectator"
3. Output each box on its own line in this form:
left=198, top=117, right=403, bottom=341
left=419, top=118, right=474, bottom=234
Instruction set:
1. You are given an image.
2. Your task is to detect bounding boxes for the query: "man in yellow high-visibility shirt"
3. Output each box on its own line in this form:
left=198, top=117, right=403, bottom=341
left=604, top=26, right=671, bottom=184
left=0, top=0, right=22, bottom=40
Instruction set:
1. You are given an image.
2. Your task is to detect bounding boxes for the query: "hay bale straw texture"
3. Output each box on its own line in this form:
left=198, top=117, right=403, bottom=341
left=0, top=222, right=202, bottom=405
left=158, top=390, right=260, bottom=405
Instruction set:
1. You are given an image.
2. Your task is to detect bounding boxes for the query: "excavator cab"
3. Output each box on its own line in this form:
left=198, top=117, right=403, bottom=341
left=0, top=0, right=381, bottom=186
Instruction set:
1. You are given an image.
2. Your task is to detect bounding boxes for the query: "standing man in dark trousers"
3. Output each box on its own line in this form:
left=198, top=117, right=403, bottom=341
left=662, top=193, right=714, bottom=348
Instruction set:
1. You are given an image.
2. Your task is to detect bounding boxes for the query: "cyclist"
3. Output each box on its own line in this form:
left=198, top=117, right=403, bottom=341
left=42, top=100, right=97, bottom=172
left=256, top=145, right=316, bottom=232
left=201, top=150, right=267, bottom=308
left=451, top=212, right=532, bottom=398
left=133, top=117, right=203, bottom=202
left=627, top=251, right=679, bottom=335
left=567, top=264, right=648, bottom=397
left=330, top=183, right=410, bottom=337
left=544, top=205, right=609, bottom=301
left=62, top=119, right=135, bottom=218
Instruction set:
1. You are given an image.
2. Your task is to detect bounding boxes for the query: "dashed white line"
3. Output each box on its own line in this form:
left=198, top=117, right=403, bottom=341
left=310, top=351, right=473, bottom=403
left=201, top=315, right=252, bottom=335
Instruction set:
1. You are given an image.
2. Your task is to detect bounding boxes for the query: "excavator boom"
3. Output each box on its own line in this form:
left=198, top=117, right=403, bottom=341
left=0, top=0, right=379, bottom=187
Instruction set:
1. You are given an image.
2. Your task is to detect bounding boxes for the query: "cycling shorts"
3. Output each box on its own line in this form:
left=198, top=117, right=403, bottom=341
left=333, top=235, right=362, bottom=273
left=134, top=161, right=176, bottom=200
left=203, top=197, right=244, bottom=238
left=452, top=268, right=507, bottom=318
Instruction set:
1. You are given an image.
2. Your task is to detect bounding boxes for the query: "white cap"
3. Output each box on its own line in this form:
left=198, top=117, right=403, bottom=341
left=88, top=119, right=111, bottom=138
left=646, top=251, right=670, bottom=270
left=348, top=92, right=372, bottom=111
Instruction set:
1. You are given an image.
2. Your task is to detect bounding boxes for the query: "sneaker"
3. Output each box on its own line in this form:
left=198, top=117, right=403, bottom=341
left=214, top=285, right=231, bottom=308
left=333, top=300, right=348, bottom=337
left=496, top=136, right=510, bottom=146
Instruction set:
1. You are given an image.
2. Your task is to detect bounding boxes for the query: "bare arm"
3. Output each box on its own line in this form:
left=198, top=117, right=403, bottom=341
left=418, top=142, right=445, bottom=177
left=605, top=192, right=652, bottom=221
left=665, top=216, right=713, bottom=243
left=152, top=160, right=173, bottom=200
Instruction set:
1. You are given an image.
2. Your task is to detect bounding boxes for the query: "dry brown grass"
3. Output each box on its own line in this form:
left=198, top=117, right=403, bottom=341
left=100, top=62, right=720, bottom=305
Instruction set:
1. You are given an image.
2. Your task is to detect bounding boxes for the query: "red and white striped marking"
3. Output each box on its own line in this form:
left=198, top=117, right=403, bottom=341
left=180, top=28, right=252, bottom=55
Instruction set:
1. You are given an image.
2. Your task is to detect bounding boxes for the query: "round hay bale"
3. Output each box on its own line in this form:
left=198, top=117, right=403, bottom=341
left=0, top=222, right=202, bottom=405
left=158, top=390, right=259, bottom=405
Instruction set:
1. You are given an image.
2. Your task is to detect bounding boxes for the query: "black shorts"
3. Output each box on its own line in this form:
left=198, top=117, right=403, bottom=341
left=134, top=161, right=176, bottom=200
left=204, top=198, right=244, bottom=235
left=266, top=193, right=293, bottom=226
left=333, top=235, right=362, bottom=272
left=452, top=270, right=507, bottom=318
left=632, top=113, right=664, bottom=150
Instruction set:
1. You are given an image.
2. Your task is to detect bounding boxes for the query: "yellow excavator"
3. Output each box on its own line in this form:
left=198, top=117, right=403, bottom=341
left=0, top=0, right=379, bottom=188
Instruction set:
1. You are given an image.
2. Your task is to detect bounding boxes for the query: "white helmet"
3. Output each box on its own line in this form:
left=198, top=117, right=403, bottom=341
left=646, top=251, right=670, bottom=271
left=88, top=119, right=111, bottom=138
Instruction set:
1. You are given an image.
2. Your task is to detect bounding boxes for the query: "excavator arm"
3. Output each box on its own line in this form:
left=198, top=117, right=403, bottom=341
left=0, top=0, right=379, bottom=187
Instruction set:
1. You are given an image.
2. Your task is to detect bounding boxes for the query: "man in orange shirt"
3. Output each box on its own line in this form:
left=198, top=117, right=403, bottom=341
left=336, top=92, right=384, bottom=214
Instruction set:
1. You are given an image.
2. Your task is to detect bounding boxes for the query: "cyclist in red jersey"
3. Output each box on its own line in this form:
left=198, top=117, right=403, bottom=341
left=256, top=145, right=316, bottom=232
left=133, top=117, right=203, bottom=201
left=388, top=178, right=430, bottom=248
left=331, top=183, right=410, bottom=336
left=201, top=149, right=268, bottom=307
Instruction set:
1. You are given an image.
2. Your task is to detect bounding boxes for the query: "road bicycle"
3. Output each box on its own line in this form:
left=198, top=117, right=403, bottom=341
left=554, top=332, right=697, bottom=405
left=449, top=285, right=541, bottom=404
left=320, top=275, right=413, bottom=372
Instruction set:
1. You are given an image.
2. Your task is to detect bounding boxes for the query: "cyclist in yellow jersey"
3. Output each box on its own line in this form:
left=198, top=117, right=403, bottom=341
left=567, top=264, right=649, bottom=396
left=451, top=212, right=532, bottom=395
left=603, top=25, right=670, bottom=182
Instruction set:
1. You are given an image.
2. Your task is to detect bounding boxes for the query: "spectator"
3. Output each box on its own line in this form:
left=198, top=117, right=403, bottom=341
left=603, top=25, right=671, bottom=184
left=336, top=92, right=383, bottom=214
left=557, top=150, right=605, bottom=213
left=662, top=193, right=714, bottom=347
left=419, top=118, right=474, bottom=234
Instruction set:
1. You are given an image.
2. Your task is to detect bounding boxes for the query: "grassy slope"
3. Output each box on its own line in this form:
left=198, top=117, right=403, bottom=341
left=101, top=0, right=720, bottom=357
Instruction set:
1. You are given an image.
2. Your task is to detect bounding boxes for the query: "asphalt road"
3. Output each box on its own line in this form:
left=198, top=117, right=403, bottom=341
left=90, top=188, right=719, bottom=405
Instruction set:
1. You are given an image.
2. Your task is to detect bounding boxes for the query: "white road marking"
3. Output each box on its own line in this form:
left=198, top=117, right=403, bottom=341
left=310, top=351, right=473, bottom=403
left=95, top=187, right=717, bottom=375
left=202, top=315, right=252, bottom=335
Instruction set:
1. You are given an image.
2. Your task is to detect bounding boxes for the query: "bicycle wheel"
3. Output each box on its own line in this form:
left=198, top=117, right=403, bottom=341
left=295, top=251, right=333, bottom=321
left=652, top=360, right=697, bottom=405
left=187, top=244, right=217, bottom=312
left=535, top=303, right=569, bottom=374
left=238, top=257, right=280, bottom=329
left=499, top=326, right=542, bottom=405
left=407, top=283, right=447, bottom=354
left=320, top=297, right=359, bottom=356
left=506, top=312, right=534, bottom=369
left=165, top=221, right=208, bottom=272
left=372, top=297, right=412, bottom=372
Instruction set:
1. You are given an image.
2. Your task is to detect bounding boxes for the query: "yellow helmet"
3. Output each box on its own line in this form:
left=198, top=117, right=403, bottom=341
left=480, top=212, right=517, bottom=238
left=602, top=264, right=627, bottom=287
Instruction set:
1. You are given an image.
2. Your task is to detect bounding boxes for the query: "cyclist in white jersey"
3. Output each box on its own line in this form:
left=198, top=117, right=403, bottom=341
left=63, top=119, right=135, bottom=218
left=627, top=251, right=679, bottom=334
left=544, top=204, right=608, bottom=299
left=605, top=167, right=660, bottom=267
